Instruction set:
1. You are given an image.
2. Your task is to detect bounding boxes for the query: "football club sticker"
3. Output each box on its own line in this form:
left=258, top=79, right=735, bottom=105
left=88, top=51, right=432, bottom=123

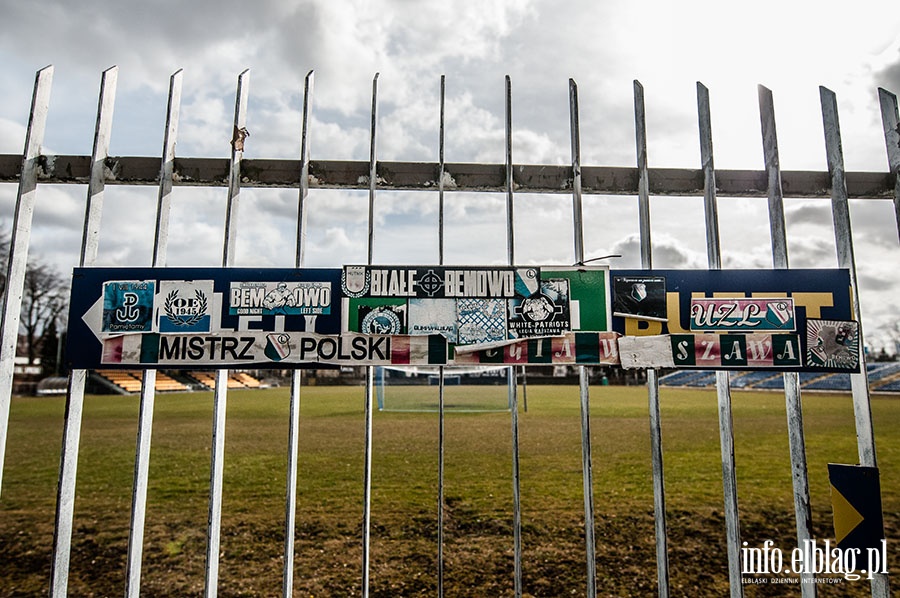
left=102, top=280, right=155, bottom=333
left=508, top=279, right=571, bottom=338
left=228, top=281, right=332, bottom=316
left=359, top=304, right=405, bottom=335
left=670, top=333, right=802, bottom=368
left=342, top=266, right=370, bottom=298
left=157, top=280, right=213, bottom=333
left=612, top=276, right=666, bottom=322
left=807, top=319, right=859, bottom=369
left=264, top=333, right=292, bottom=362
left=689, top=297, right=795, bottom=331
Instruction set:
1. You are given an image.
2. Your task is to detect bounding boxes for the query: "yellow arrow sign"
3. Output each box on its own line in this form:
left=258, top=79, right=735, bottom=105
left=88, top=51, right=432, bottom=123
left=830, top=483, right=864, bottom=545
left=827, top=463, right=884, bottom=552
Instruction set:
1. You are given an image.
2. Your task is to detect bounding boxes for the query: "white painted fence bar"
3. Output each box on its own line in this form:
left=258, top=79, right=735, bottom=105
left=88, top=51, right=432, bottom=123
left=151, top=70, right=183, bottom=269
left=569, top=78, right=598, bottom=598
left=51, top=65, right=118, bottom=598
left=282, top=69, right=314, bottom=598
left=505, top=74, right=524, bottom=598
left=570, top=79, right=585, bottom=265
left=125, top=69, right=183, bottom=598
left=437, top=74, right=447, bottom=598
left=697, top=82, right=744, bottom=598
left=0, top=67, right=897, bottom=597
left=819, top=86, right=891, bottom=598
left=634, top=79, right=670, bottom=598
left=361, top=72, right=379, bottom=598
left=0, top=65, right=53, bottom=497
left=204, top=68, right=250, bottom=598
left=634, top=80, right=653, bottom=269
left=878, top=87, right=900, bottom=242
left=758, top=84, right=817, bottom=596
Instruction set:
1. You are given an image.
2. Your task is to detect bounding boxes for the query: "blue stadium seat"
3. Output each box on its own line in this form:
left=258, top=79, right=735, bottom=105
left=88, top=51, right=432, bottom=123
left=757, top=376, right=787, bottom=389
left=868, top=362, right=900, bottom=382
left=805, top=374, right=852, bottom=391
left=878, top=378, right=900, bottom=392
left=731, top=371, right=779, bottom=388
left=658, top=370, right=698, bottom=386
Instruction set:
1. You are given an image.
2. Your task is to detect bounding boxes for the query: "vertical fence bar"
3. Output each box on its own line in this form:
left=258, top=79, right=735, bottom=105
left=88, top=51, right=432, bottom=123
left=150, top=70, right=182, bottom=270
left=504, top=74, right=523, bottom=598
left=758, top=87, right=788, bottom=270
left=505, top=75, right=515, bottom=268
left=697, top=82, right=744, bottom=598
left=51, top=65, right=118, bottom=597
left=124, top=68, right=182, bottom=598
left=361, top=72, right=379, bottom=598
left=820, top=88, right=877, bottom=466
left=282, top=69, right=314, bottom=598
left=0, top=65, right=53, bottom=497
left=877, top=88, right=900, bottom=243
left=438, top=75, right=446, bottom=267
left=204, top=68, right=249, bottom=598
left=570, top=80, right=585, bottom=263
left=634, top=79, right=670, bottom=598
left=634, top=81, right=653, bottom=268
left=436, top=73, right=446, bottom=598
left=758, top=85, right=816, bottom=596
left=819, top=87, right=890, bottom=598
left=569, top=78, right=597, bottom=598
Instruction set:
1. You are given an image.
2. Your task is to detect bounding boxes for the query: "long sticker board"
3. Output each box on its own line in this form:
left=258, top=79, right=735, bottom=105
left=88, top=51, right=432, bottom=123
left=67, top=266, right=856, bottom=372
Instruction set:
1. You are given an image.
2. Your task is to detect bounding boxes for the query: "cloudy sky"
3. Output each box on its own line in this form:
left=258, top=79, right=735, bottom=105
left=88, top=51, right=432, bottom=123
left=0, top=0, right=899, bottom=350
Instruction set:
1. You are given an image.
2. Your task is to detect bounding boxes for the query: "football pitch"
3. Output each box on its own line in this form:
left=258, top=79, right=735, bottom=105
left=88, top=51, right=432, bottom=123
left=1, top=384, right=897, bottom=596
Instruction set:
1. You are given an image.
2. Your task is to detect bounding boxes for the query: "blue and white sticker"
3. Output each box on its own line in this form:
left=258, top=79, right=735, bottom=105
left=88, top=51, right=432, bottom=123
left=102, top=280, right=155, bottom=333
left=157, top=280, right=214, bottom=333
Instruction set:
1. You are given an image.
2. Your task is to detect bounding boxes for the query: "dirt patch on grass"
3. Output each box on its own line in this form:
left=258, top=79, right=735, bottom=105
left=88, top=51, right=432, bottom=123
left=2, top=505, right=893, bottom=596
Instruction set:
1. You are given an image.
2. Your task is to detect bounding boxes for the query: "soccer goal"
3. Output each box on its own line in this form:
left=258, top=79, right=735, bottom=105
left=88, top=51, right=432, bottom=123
left=375, top=365, right=514, bottom=412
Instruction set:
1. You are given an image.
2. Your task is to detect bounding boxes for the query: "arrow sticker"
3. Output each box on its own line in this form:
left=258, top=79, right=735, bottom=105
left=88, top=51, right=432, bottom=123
left=828, top=463, right=885, bottom=552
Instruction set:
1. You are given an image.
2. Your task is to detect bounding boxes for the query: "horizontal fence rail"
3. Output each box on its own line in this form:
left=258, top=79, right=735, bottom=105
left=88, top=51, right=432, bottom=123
left=0, top=154, right=896, bottom=197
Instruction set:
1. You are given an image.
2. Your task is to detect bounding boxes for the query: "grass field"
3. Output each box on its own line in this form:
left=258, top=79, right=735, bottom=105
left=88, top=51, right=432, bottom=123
left=0, top=384, right=897, bottom=597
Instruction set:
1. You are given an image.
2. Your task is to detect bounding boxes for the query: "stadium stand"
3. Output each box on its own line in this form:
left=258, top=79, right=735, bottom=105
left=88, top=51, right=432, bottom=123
left=96, top=370, right=143, bottom=393
left=154, top=371, right=189, bottom=392
left=94, top=369, right=190, bottom=393
left=186, top=371, right=262, bottom=390
left=684, top=372, right=717, bottom=387
left=188, top=371, right=217, bottom=389
left=234, top=372, right=261, bottom=388
left=878, top=378, right=900, bottom=392
left=805, top=374, right=853, bottom=391
left=866, top=362, right=900, bottom=391
left=659, top=363, right=900, bottom=392
left=730, top=371, right=778, bottom=388
left=867, top=362, right=900, bottom=382
left=754, top=375, right=788, bottom=390
left=799, top=372, right=824, bottom=384
left=656, top=371, right=698, bottom=386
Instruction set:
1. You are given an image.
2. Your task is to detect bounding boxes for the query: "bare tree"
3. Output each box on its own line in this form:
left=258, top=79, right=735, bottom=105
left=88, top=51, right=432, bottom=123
left=0, top=224, right=70, bottom=366
left=20, top=261, right=68, bottom=365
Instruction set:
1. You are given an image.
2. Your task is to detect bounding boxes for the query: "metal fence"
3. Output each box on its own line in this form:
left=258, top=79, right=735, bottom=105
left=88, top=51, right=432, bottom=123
left=0, top=65, right=898, bottom=597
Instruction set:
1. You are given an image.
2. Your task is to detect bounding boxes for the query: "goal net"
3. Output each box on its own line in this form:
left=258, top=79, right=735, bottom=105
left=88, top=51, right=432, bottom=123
left=375, top=366, right=514, bottom=412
